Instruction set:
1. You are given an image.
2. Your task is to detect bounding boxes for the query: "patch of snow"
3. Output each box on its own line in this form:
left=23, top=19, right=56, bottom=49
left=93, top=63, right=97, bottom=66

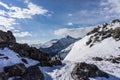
left=0, top=48, right=23, bottom=72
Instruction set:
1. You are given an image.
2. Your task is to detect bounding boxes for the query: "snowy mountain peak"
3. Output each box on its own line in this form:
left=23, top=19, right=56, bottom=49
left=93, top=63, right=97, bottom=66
left=39, top=36, right=79, bottom=56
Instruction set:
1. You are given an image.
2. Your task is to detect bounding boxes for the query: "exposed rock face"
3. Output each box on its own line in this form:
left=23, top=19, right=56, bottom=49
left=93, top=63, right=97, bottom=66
left=4, top=63, right=26, bottom=77
left=0, top=72, right=8, bottom=80
left=0, top=30, right=16, bottom=43
left=0, top=41, right=62, bottom=67
left=71, top=62, right=109, bottom=80
left=8, top=43, right=51, bottom=62
left=1, top=63, right=44, bottom=80
left=23, top=66, right=44, bottom=80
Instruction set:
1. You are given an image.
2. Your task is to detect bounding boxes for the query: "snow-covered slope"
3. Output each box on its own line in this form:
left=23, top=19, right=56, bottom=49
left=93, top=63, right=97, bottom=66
left=65, top=20, right=120, bottom=61
left=63, top=19, right=120, bottom=79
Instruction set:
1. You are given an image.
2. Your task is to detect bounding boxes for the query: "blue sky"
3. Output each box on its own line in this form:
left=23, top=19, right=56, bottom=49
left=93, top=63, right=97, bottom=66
left=0, top=0, right=120, bottom=44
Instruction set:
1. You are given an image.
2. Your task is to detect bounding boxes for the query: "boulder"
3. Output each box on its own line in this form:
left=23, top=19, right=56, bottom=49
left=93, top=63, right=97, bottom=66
left=71, top=62, right=109, bottom=80
left=0, top=72, right=8, bottom=80
left=50, top=60, right=62, bottom=66
left=22, top=66, right=44, bottom=80
left=40, top=61, right=53, bottom=67
left=92, top=57, right=103, bottom=61
left=4, top=63, right=26, bottom=77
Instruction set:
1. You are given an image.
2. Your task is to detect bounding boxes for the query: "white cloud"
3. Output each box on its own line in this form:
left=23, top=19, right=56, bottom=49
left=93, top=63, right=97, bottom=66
left=66, top=0, right=120, bottom=26
left=101, top=0, right=120, bottom=16
left=14, top=31, right=32, bottom=37
left=8, top=2, right=48, bottom=19
left=18, top=40, right=31, bottom=43
left=67, top=22, right=73, bottom=26
left=0, top=2, right=9, bottom=9
left=67, top=10, right=109, bottom=25
left=68, top=13, right=72, bottom=16
left=0, top=16, right=16, bottom=31
left=54, top=27, right=94, bottom=38
left=0, top=0, right=49, bottom=38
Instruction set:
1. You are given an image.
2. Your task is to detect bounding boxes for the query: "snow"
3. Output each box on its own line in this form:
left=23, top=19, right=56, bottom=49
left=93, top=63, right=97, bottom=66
left=0, top=48, right=39, bottom=72
left=59, top=43, right=74, bottom=59
left=40, top=60, right=120, bottom=80
left=54, top=26, right=94, bottom=38
left=63, top=22, right=120, bottom=80
left=40, top=61, right=76, bottom=80
left=65, top=37, right=120, bottom=61
left=0, top=48, right=23, bottom=72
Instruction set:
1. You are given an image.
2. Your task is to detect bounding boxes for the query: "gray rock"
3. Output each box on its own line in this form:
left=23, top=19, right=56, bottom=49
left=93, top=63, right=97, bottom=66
left=0, top=30, right=16, bottom=43
left=22, top=66, right=44, bottom=80
left=71, top=62, right=109, bottom=80
left=4, top=63, right=26, bottom=77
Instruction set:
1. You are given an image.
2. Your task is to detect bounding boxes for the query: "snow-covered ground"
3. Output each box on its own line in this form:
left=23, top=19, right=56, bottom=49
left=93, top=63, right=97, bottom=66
left=40, top=60, right=120, bottom=80
left=0, top=48, right=39, bottom=72
left=40, top=61, right=75, bottom=80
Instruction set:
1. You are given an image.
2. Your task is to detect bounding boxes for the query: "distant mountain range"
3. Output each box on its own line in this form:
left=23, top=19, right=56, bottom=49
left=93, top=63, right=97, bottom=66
left=39, top=36, right=80, bottom=56
left=32, top=27, right=94, bottom=58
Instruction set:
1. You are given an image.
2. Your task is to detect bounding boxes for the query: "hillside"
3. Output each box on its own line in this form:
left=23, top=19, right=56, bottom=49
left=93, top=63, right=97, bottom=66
left=64, top=19, right=120, bottom=80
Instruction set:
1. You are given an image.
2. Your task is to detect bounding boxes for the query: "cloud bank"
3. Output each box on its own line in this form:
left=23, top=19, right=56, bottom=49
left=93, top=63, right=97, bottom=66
left=54, top=27, right=94, bottom=38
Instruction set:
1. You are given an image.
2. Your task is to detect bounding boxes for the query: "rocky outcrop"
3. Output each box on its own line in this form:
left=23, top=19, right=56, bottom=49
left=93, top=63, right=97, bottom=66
left=0, top=30, right=16, bottom=43
left=0, top=40, right=62, bottom=67
left=4, top=63, right=26, bottom=77
left=71, top=62, right=109, bottom=80
left=0, top=30, right=62, bottom=80
left=22, top=66, right=44, bottom=80
left=86, top=20, right=120, bottom=47
left=0, top=30, right=62, bottom=67
left=0, top=72, right=8, bottom=80
left=0, top=63, right=44, bottom=80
